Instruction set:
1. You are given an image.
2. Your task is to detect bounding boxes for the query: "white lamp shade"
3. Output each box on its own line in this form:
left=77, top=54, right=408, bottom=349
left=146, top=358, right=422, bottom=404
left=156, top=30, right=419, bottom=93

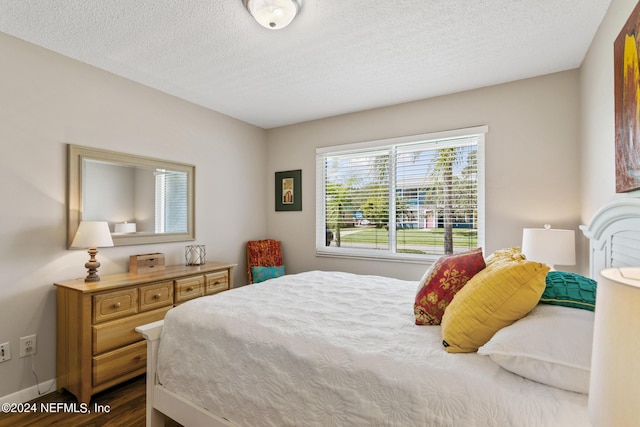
left=71, top=221, right=114, bottom=249
left=521, top=227, right=575, bottom=268
left=245, top=0, right=299, bottom=29
left=589, top=268, right=640, bottom=426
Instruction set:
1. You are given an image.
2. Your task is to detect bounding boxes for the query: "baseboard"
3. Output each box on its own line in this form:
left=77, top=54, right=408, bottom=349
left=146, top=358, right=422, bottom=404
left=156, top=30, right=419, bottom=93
left=0, top=379, right=57, bottom=404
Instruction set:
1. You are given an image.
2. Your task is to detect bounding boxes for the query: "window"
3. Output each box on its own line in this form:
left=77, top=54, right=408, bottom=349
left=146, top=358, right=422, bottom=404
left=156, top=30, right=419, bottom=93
left=316, top=126, right=486, bottom=261
left=155, top=170, right=189, bottom=233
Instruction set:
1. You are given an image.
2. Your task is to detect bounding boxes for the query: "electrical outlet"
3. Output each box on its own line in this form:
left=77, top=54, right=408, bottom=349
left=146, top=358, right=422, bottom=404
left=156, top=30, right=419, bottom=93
left=19, top=335, right=37, bottom=358
left=0, top=342, right=10, bottom=362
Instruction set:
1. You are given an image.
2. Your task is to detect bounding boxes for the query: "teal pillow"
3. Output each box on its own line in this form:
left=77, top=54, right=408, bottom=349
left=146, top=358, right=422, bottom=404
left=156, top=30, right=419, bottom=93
left=540, top=271, right=596, bottom=311
left=251, top=266, right=285, bottom=283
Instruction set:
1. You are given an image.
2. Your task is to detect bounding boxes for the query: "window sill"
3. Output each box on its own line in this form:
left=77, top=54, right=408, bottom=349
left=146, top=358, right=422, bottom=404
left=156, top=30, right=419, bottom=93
left=315, top=248, right=439, bottom=264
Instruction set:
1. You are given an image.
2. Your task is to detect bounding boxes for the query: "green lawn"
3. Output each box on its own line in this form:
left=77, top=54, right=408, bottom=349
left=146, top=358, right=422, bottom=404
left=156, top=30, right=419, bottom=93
left=336, top=227, right=477, bottom=247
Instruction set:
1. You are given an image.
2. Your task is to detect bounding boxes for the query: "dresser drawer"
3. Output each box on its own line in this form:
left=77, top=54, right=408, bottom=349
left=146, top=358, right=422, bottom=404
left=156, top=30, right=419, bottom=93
left=175, top=276, right=204, bottom=303
left=205, top=271, right=229, bottom=295
left=93, top=288, right=138, bottom=323
left=139, top=281, right=173, bottom=312
left=92, top=341, right=146, bottom=386
left=92, top=307, right=170, bottom=355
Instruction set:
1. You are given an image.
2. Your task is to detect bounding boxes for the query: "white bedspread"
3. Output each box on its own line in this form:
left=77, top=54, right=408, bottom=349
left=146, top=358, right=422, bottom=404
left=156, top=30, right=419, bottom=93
left=157, top=270, right=589, bottom=426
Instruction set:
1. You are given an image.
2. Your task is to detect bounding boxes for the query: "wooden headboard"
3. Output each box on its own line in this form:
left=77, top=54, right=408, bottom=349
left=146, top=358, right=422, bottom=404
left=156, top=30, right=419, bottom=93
left=580, top=193, right=640, bottom=278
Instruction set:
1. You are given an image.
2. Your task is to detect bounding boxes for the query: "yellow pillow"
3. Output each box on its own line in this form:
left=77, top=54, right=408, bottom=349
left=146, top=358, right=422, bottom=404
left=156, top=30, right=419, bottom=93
left=484, top=246, right=524, bottom=266
left=441, top=258, right=549, bottom=353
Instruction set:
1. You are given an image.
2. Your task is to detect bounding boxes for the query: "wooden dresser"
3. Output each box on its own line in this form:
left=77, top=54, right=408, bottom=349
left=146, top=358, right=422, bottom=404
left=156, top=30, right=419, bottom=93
left=54, top=262, right=235, bottom=404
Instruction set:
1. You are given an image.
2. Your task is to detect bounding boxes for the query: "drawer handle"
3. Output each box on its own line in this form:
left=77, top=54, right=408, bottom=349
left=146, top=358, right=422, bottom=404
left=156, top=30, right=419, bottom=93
left=134, top=355, right=143, bottom=361
left=214, top=281, right=220, bottom=285
left=113, top=302, right=121, bottom=309
left=153, top=293, right=162, bottom=299
left=187, top=286, right=194, bottom=291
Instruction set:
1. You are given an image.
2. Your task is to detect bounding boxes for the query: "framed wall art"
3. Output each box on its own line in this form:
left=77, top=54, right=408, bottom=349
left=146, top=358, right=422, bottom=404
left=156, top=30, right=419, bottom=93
left=614, top=0, right=640, bottom=192
left=275, top=169, right=302, bottom=211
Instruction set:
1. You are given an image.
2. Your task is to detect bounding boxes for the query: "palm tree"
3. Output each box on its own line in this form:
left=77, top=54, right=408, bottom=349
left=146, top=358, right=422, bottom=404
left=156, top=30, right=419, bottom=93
left=424, top=147, right=463, bottom=255
left=438, top=149, right=455, bottom=254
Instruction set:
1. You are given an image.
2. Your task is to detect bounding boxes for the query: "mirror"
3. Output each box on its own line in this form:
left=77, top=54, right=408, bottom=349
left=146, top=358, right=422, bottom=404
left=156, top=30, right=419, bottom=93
left=68, top=144, right=195, bottom=247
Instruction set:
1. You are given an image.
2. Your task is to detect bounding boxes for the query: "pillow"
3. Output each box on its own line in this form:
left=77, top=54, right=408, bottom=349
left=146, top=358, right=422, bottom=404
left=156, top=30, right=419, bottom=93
left=414, top=248, right=486, bottom=325
left=541, top=271, right=597, bottom=311
left=484, top=246, right=525, bottom=267
left=251, top=266, right=285, bottom=283
left=441, top=257, right=549, bottom=353
left=478, top=304, right=594, bottom=393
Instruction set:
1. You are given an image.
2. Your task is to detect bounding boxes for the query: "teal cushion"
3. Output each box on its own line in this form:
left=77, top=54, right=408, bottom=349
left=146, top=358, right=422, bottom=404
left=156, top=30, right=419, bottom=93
left=251, top=266, right=285, bottom=283
left=540, top=271, right=596, bottom=311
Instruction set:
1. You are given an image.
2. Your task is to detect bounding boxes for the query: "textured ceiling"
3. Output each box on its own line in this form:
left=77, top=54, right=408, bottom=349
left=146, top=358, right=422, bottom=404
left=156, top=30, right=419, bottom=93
left=0, top=0, right=611, bottom=129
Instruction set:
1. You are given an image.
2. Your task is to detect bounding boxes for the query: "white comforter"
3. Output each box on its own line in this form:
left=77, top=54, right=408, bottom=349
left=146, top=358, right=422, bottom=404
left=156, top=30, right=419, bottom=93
left=157, top=271, right=589, bottom=427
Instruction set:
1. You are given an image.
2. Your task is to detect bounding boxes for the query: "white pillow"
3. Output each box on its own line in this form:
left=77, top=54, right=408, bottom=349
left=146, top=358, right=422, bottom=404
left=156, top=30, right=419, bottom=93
left=477, top=304, right=594, bottom=394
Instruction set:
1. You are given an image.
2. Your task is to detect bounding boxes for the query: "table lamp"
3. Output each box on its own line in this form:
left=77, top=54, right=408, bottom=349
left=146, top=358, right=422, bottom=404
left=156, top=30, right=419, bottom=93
left=589, top=268, right=640, bottom=426
left=114, top=221, right=136, bottom=234
left=521, top=224, right=575, bottom=270
left=71, top=221, right=114, bottom=282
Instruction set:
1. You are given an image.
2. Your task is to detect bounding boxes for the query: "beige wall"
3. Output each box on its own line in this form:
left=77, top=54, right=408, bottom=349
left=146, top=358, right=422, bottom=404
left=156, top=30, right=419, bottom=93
left=580, top=0, right=639, bottom=224
left=578, top=0, right=640, bottom=274
left=266, top=71, right=582, bottom=281
left=0, top=33, right=267, bottom=400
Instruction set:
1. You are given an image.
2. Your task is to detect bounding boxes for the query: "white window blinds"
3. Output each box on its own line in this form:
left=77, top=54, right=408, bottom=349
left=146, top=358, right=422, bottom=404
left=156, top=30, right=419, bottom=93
left=155, top=170, right=188, bottom=233
left=316, top=126, right=486, bottom=261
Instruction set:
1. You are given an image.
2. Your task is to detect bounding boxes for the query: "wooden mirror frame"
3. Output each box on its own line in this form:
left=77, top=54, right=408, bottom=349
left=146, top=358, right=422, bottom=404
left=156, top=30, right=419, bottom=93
left=67, top=144, right=195, bottom=247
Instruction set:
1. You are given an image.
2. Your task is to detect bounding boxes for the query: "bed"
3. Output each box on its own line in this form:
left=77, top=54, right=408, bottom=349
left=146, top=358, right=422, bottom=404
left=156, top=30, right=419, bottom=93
left=136, top=194, right=640, bottom=427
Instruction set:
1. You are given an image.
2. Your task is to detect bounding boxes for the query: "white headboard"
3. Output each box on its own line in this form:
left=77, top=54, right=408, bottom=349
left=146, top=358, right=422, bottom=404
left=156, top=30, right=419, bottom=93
left=581, top=193, right=640, bottom=279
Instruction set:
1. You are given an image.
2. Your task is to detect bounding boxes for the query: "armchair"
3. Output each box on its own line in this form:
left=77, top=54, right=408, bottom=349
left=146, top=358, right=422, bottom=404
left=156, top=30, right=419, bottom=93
left=246, top=239, right=284, bottom=284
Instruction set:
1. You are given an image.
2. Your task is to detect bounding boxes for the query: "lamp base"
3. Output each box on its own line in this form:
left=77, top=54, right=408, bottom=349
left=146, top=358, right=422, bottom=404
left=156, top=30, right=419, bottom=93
left=84, top=248, right=101, bottom=282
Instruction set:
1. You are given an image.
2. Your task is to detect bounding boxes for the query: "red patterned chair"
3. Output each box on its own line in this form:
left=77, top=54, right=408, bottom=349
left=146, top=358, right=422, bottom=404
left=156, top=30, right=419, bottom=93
left=246, top=239, right=284, bottom=284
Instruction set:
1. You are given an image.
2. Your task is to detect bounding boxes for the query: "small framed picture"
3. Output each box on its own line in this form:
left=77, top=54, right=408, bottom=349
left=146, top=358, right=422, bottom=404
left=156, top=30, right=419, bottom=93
left=275, top=169, right=301, bottom=211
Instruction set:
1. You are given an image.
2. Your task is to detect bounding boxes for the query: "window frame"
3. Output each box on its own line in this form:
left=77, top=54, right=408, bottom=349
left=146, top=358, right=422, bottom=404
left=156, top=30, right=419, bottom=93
left=316, top=125, right=487, bottom=263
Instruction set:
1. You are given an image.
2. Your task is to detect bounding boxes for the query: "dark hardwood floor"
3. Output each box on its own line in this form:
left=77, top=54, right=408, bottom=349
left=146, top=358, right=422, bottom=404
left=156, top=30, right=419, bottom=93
left=0, top=375, right=181, bottom=427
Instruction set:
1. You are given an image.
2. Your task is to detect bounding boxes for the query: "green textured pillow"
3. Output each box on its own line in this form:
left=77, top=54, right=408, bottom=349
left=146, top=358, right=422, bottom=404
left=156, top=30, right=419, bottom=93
left=251, top=266, right=285, bottom=283
left=540, top=271, right=596, bottom=311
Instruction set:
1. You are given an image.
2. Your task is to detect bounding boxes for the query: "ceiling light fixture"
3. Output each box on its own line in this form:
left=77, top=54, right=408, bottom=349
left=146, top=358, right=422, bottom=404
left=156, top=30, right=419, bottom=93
left=243, top=0, right=300, bottom=30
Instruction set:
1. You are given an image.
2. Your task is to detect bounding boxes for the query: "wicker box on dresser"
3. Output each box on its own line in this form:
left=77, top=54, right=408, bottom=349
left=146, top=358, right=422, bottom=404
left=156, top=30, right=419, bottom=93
left=54, top=262, right=235, bottom=404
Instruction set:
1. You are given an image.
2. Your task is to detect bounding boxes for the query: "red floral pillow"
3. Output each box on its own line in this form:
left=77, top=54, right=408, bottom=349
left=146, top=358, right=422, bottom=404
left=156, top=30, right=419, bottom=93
left=414, top=248, right=486, bottom=325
